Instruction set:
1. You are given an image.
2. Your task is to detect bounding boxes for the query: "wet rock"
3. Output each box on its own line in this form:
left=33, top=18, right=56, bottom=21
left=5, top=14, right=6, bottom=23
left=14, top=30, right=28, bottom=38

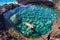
left=3, top=3, right=19, bottom=10
left=0, top=3, right=19, bottom=30
left=16, top=0, right=48, bottom=4
left=16, top=0, right=54, bottom=7
left=0, top=6, right=6, bottom=30
left=0, top=6, right=6, bottom=14
left=42, top=1, right=54, bottom=7
left=0, top=15, right=5, bottom=30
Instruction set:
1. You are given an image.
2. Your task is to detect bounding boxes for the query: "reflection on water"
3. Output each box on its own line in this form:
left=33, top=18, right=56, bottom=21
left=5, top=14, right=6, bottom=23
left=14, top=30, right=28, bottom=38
left=0, top=0, right=16, bottom=6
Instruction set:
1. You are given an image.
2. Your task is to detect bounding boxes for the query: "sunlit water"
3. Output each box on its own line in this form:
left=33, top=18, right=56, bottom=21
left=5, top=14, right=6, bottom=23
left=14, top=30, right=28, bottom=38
left=0, top=0, right=16, bottom=6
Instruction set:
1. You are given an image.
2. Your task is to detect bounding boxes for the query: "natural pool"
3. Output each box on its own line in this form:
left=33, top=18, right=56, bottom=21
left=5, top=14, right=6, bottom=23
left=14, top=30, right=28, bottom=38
left=0, top=0, right=60, bottom=40
left=4, top=5, right=56, bottom=37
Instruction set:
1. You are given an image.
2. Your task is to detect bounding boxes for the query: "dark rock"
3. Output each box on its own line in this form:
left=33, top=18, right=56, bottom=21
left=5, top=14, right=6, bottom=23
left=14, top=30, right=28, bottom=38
left=0, top=6, right=8, bottom=30
left=55, top=34, right=60, bottom=38
left=0, top=6, right=5, bottom=14
left=16, top=0, right=48, bottom=4
left=43, top=1, right=54, bottom=7
left=58, top=27, right=60, bottom=29
left=16, top=0, right=54, bottom=8
left=25, top=1, right=54, bottom=8
left=0, top=15, right=6, bottom=30
left=0, top=3, right=19, bottom=30
left=47, top=33, right=51, bottom=40
left=3, top=3, right=13, bottom=10
left=3, top=3, right=19, bottom=10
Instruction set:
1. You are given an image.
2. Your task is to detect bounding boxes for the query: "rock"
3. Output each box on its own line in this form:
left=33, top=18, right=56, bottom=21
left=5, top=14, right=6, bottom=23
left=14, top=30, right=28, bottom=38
left=50, top=19, right=60, bottom=40
left=3, top=3, right=19, bottom=10
left=0, top=3, right=19, bottom=30
left=42, top=1, right=54, bottom=7
left=0, top=30, right=17, bottom=40
left=0, top=6, right=6, bottom=15
left=54, top=0, right=60, bottom=10
left=55, top=34, right=60, bottom=38
left=16, top=0, right=54, bottom=7
left=0, top=15, right=5, bottom=30
left=16, top=0, right=47, bottom=3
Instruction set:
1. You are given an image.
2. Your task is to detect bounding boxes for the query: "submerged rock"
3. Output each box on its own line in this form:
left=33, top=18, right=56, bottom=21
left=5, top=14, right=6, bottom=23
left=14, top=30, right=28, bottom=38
left=0, top=3, right=19, bottom=30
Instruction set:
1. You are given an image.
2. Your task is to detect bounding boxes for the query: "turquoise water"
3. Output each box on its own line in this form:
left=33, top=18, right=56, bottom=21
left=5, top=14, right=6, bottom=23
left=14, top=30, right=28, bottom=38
left=0, top=0, right=16, bottom=6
